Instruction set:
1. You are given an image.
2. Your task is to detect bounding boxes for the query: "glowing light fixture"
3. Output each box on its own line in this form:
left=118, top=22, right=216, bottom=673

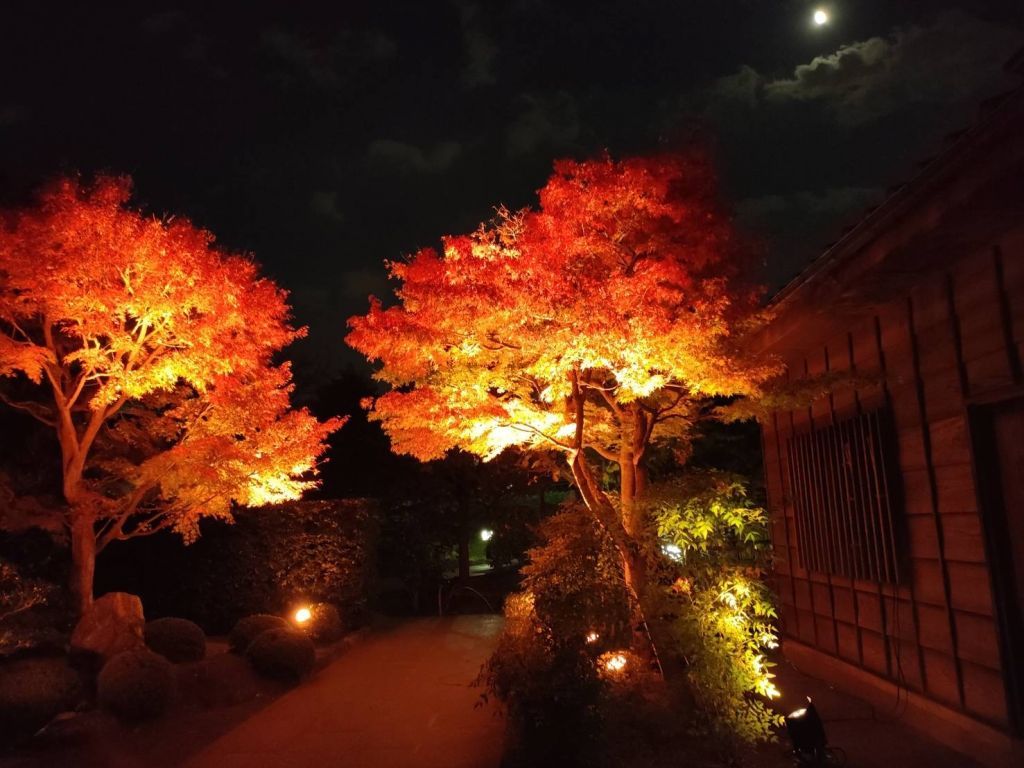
left=813, top=8, right=829, bottom=26
left=785, top=697, right=829, bottom=760
left=585, top=631, right=600, bottom=644
left=293, top=606, right=312, bottom=625
left=480, top=528, right=494, bottom=542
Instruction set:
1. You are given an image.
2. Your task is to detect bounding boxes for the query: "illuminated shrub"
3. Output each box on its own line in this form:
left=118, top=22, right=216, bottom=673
left=0, top=656, right=82, bottom=742
left=97, top=648, right=174, bottom=722
left=478, top=506, right=627, bottom=765
left=229, top=614, right=289, bottom=653
left=303, top=603, right=344, bottom=644
left=245, top=628, right=315, bottom=681
left=144, top=617, right=206, bottom=663
left=650, top=470, right=783, bottom=745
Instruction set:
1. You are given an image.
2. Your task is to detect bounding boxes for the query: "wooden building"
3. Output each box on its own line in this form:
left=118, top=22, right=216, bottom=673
left=758, top=51, right=1024, bottom=766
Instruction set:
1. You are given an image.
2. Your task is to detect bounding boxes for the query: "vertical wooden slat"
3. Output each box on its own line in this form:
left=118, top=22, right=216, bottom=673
left=788, top=405, right=903, bottom=587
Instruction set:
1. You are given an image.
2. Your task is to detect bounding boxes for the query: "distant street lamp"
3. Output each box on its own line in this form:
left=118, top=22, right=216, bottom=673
left=480, top=528, right=494, bottom=542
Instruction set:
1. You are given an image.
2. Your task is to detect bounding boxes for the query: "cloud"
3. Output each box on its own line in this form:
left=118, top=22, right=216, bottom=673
left=309, top=191, right=346, bottom=224
left=735, top=186, right=884, bottom=230
left=456, top=1, right=498, bottom=88
left=366, top=140, right=463, bottom=174
left=259, top=27, right=398, bottom=90
left=711, top=10, right=1022, bottom=125
left=506, top=92, right=580, bottom=156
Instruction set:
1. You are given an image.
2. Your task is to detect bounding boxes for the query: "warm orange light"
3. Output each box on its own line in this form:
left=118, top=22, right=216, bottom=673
left=294, top=606, right=312, bottom=625
left=585, top=631, right=600, bottom=644
left=602, top=652, right=628, bottom=673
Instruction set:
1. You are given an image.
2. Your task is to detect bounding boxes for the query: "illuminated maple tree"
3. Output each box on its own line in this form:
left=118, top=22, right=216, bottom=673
left=0, top=176, right=344, bottom=613
left=348, top=152, right=780, bottom=634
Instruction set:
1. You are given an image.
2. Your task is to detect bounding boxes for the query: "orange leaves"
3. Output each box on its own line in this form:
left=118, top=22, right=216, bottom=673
left=0, top=175, right=343, bottom=543
left=348, top=151, right=779, bottom=465
left=0, top=176, right=300, bottom=409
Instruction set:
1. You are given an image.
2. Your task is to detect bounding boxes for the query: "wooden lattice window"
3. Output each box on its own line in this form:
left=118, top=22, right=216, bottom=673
left=787, top=408, right=902, bottom=584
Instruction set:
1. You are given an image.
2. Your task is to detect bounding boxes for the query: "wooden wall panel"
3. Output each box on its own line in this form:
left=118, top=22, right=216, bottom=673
left=760, top=227, right=1024, bottom=732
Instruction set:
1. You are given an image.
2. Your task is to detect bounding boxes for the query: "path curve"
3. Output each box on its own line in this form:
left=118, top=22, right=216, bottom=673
left=185, top=616, right=505, bottom=768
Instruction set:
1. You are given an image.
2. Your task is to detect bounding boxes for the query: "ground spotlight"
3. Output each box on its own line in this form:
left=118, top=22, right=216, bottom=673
left=785, top=697, right=841, bottom=766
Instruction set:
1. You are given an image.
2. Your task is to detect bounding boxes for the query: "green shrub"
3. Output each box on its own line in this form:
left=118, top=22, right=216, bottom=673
left=228, top=614, right=289, bottom=653
left=245, top=628, right=315, bottom=681
left=649, top=470, right=783, bottom=745
left=0, top=656, right=82, bottom=742
left=97, top=648, right=174, bottom=722
left=304, top=603, right=343, bottom=644
left=479, top=506, right=627, bottom=766
left=95, top=499, right=377, bottom=634
left=145, top=617, right=206, bottom=663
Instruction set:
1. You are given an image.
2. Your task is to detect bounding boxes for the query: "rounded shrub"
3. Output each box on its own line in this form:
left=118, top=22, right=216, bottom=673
left=305, top=602, right=343, bottom=644
left=97, top=648, right=174, bottom=722
left=245, top=628, right=315, bottom=681
left=0, top=656, right=82, bottom=742
left=145, top=617, right=206, bottom=663
left=228, top=614, right=289, bottom=653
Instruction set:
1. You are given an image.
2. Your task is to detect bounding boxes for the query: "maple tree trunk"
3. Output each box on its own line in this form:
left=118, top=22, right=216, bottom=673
left=69, top=512, right=96, bottom=616
left=568, top=450, right=651, bottom=654
left=58, top=414, right=98, bottom=616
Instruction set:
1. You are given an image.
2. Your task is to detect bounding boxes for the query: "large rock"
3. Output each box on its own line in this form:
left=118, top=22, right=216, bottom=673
left=70, top=592, right=144, bottom=664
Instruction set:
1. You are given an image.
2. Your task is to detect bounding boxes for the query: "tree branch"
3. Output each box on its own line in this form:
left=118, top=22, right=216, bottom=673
left=0, top=391, right=57, bottom=427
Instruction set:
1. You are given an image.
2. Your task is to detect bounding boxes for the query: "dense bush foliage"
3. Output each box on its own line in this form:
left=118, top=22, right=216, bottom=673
left=97, top=648, right=174, bottom=722
left=518, top=505, right=631, bottom=644
left=0, top=656, right=82, bottom=743
left=483, top=476, right=782, bottom=762
left=478, top=505, right=631, bottom=765
left=246, top=628, right=316, bottom=681
left=97, top=499, right=376, bottom=634
left=303, top=602, right=344, bottom=644
left=649, top=470, right=782, bottom=745
left=144, top=617, right=206, bottom=663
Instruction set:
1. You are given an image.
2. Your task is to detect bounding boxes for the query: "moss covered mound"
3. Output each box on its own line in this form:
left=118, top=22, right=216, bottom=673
left=228, top=614, right=290, bottom=653
left=245, top=628, right=315, bottom=681
left=97, top=648, right=174, bottom=722
left=145, top=617, right=206, bottom=663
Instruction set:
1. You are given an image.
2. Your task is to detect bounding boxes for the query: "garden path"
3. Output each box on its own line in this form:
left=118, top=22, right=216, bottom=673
left=184, top=615, right=506, bottom=768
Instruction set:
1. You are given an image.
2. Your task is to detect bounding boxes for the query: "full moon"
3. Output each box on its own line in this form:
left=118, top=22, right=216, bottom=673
left=813, top=9, right=829, bottom=26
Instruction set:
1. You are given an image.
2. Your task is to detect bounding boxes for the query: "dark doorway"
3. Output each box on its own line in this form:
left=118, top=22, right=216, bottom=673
left=972, top=397, right=1024, bottom=734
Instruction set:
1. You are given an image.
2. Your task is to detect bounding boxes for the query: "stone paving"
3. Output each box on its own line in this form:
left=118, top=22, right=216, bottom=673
left=184, top=615, right=506, bottom=768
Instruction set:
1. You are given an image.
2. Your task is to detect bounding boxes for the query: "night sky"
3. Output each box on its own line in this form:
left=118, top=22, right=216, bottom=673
left=2, top=1, right=1022, bottom=387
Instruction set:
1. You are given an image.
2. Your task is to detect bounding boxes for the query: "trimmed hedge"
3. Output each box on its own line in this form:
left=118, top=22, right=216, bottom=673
left=229, top=614, right=290, bottom=653
left=304, top=602, right=344, bottom=644
left=96, top=499, right=377, bottom=634
left=246, top=628, right=316, bottom=681
left=145, top=617, right=206, bottom=663
left=97, top=648, right=174, bottom=722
